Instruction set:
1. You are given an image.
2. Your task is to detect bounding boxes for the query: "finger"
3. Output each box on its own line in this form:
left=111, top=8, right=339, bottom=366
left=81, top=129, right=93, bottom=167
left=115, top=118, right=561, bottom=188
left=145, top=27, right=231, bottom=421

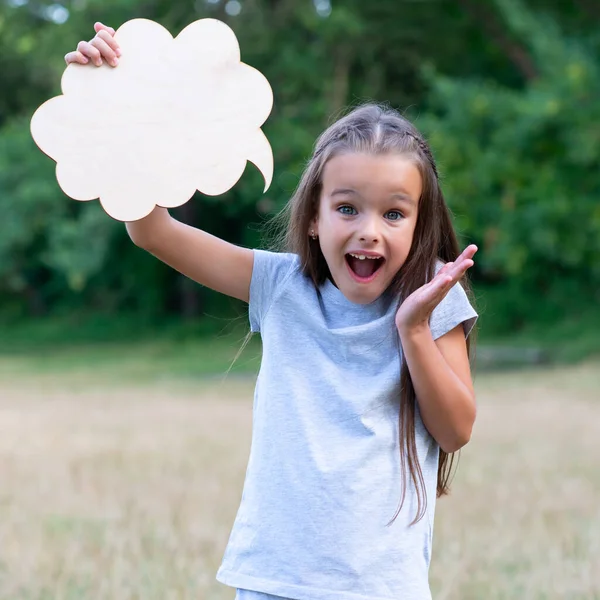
left=455, top=254, right=475, bottom=275
left=420, top=272, right=453, bottom=304
left=64, top=50, right=89, bottom=65
left=97, top=29, right=121, bottom=57
left=77, top=40, right=102, bottom=66
left=432, top=267, right=462, bottom=296
left=425, top=272, right=457, bottom=308
left=446, top=247, right=477, bottom=280
left=438, top=261, right=454, bottom=276
left=433, top=261, right=456, bottom=285
left=445, top=260, right=473, bottom=285
left=94, top=22, right=116, bottom=36
left=91, top=36, right=118, bottom=66
left=444, top=248, right=474, bottom=278
left=422, top=254, right=475, bottom=312
left=455, top=244, right=478, bottom=265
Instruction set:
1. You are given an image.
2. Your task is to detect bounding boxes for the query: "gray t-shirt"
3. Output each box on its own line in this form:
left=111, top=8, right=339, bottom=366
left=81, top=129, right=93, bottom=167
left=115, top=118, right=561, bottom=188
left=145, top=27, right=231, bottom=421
left=217, top=250, right=478, bottom=600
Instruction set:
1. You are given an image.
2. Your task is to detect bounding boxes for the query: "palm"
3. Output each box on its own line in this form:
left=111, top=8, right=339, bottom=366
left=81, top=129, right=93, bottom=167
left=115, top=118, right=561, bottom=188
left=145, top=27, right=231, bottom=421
left=395, top=245, right=477, bottom=333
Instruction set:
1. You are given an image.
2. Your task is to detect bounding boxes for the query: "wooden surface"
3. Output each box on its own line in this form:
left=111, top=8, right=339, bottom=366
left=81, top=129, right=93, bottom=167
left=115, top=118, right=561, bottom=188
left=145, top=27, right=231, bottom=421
left=30, top=18, right=274, bottom=222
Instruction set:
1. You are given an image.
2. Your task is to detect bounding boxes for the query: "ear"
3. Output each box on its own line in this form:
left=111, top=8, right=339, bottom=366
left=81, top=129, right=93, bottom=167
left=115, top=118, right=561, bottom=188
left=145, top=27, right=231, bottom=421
left=308, top=217, right=319, bottom=239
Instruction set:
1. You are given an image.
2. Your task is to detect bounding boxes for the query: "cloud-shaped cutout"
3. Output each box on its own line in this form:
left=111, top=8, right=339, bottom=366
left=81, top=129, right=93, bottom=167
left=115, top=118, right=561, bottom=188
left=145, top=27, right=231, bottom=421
left=30, top=18, right=274, bottom=222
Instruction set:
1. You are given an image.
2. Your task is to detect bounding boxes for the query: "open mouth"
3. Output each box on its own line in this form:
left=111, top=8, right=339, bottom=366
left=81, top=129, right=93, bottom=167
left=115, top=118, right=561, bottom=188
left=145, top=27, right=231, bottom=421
left=345, top=253, right=385, bottom=282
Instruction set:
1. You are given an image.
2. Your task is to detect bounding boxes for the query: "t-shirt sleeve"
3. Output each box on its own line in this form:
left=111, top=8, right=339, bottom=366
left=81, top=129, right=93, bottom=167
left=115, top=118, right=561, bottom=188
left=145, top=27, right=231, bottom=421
left=249, top=249, right=298, bottom=333
left=429, top=280, right=478, bottom=341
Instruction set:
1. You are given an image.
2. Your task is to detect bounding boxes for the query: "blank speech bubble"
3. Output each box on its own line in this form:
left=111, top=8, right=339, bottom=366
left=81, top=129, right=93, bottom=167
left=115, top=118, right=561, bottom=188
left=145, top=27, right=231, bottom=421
left=30, top=18, right=274, bottom=222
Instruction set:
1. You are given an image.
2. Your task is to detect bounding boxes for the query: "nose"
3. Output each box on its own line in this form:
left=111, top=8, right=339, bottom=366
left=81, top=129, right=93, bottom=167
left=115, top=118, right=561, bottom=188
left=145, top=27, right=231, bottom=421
left=359, top=216, right=380, bottom=244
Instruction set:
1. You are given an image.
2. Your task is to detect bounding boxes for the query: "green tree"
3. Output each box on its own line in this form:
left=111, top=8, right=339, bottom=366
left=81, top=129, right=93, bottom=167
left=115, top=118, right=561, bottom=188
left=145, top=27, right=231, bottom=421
left=0, top=0, right=597, bottom=335
left=419, top=0, right=600, bottom=331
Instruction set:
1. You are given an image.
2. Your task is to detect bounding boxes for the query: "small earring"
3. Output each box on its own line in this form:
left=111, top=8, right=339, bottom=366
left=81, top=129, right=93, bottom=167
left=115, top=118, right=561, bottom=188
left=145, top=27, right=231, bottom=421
left=310, top=230, right=318, bottom=240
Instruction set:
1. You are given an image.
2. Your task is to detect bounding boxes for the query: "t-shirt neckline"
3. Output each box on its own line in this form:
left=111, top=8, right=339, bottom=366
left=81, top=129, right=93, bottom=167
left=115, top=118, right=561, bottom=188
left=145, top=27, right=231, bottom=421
left=319, top=276, right=393, bottom=319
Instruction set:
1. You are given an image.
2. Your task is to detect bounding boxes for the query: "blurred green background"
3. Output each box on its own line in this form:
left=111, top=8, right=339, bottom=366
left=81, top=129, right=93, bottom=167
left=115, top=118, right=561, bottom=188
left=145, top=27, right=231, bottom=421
left=1, top=3, right=600, bottom=599
left=1, top=0, right=599, bottom=367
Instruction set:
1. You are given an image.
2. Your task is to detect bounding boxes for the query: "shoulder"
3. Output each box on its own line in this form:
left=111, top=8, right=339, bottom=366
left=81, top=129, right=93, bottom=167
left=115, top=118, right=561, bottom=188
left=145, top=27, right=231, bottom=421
left=253, top=249, right=300, bottom=272
left=249, top=250, right=303, bottom=332
left=430, top=257, right=478, bottom=341
left=252, top=250, right=301, bottom=290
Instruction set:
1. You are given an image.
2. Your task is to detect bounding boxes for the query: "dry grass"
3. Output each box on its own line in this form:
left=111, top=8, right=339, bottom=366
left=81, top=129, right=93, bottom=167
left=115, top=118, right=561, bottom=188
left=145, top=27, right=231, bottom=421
left=0, top=360, right=598, bottom=599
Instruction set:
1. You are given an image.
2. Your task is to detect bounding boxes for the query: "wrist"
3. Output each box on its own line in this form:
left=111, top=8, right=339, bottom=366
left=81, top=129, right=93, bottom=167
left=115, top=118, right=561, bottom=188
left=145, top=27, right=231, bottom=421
left=397, top=321, right=431, bottom=341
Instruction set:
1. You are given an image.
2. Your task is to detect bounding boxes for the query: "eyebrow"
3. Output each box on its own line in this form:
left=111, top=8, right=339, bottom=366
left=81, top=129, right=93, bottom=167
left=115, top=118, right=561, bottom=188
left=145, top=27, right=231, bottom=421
left=331, top=188, right=416, bottom=206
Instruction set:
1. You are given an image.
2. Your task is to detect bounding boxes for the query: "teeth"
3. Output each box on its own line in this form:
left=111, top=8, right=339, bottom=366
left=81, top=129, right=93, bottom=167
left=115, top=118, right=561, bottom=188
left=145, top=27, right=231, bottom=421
left=349, top=253, right=379, bottom=260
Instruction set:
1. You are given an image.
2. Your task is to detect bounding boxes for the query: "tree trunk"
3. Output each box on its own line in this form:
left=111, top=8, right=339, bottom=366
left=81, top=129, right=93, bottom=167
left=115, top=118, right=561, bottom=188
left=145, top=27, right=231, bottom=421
left=24, top=283, right=47, bottom=317
left=573, top=0, right=600, bottom=21
left=329, top=45, right=352, bottom=117
left=175, top=201, right=203, bottom=319
left=456, top=0, right=538, bottom=81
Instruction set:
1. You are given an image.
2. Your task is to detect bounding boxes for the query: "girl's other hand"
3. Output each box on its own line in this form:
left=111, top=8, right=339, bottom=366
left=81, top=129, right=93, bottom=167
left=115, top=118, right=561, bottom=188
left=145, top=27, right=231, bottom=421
left=64, top=22, right=121, bottom=68
left=395, top=244, right=477, bottom=336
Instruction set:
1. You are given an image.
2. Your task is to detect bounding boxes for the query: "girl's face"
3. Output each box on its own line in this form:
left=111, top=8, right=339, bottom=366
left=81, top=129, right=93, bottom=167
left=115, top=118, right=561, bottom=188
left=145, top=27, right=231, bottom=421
left=313, top=152, right=422, bottom=304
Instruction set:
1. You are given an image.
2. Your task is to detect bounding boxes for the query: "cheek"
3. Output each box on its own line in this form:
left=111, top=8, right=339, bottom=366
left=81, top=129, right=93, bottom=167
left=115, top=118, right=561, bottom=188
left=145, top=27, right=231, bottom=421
left=317, top=210, right=337, bottom=235
left=325, top=219, right=348, bottom=247
left=318, top=222, right=344, bottom=258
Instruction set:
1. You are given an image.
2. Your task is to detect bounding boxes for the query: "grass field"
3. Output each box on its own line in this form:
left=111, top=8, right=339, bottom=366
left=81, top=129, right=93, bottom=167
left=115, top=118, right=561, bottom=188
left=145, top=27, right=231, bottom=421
left=0, top=352, right=598, bottom=600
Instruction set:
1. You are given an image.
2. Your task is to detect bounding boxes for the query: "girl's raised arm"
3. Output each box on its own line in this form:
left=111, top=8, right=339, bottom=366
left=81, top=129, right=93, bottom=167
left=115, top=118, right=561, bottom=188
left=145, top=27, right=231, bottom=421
left=127, top=207, right=254, bottom=303
left=66, top=23, right=254, bottom=303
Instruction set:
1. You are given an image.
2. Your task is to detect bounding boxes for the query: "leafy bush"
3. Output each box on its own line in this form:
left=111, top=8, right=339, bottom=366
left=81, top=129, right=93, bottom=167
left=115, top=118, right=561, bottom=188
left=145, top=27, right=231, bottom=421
left=419, top=0, right=600, bottom=332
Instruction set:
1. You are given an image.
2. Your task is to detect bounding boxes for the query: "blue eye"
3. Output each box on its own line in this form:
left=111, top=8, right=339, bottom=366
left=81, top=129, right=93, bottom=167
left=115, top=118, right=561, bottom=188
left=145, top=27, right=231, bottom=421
left=338, top=205, right=357, bottom=216
left=385, top=210, right=404, bottom=221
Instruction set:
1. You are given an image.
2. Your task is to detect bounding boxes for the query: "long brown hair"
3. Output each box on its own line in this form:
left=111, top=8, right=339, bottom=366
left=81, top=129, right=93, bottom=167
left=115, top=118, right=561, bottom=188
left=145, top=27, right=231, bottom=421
left=270, top=103, right=477, bottom=525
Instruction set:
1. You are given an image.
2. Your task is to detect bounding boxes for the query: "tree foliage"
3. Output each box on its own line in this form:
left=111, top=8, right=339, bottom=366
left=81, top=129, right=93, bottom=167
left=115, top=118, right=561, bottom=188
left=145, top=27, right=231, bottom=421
left=419, top=0, right=600, bottom=330
left=0, top=0, right=597, bottom=333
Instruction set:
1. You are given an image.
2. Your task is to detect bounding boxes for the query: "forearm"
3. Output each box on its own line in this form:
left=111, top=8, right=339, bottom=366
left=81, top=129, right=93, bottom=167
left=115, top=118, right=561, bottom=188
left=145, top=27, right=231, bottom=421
left=125, top=206, right=173, bottom=248
left=124, top=205, right=253, bottom=302
left=398, top=325, right=475, bottom=453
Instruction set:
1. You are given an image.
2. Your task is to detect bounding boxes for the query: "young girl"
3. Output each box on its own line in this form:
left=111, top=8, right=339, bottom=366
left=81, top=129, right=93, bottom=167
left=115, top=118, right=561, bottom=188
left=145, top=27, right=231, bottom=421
left=66, top=23, right=479, bottom=600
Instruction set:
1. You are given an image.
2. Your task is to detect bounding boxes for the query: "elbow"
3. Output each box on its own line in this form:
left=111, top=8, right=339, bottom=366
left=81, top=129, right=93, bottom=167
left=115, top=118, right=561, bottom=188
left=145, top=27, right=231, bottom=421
left=439, top=415, right=476, bottom=454
left=440, top=429, right=472, bottom=454
left=440, top=393, right=477, bottom=453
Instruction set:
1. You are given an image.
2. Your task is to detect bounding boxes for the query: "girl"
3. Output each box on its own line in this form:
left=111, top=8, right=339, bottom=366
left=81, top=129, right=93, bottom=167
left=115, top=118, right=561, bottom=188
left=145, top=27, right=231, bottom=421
left=66, top=23, right=479, bottom=600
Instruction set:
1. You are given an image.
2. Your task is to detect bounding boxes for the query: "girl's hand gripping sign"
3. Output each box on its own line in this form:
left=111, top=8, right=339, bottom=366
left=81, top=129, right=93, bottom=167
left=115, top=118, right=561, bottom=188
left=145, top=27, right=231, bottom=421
left=30, top=18, right=274, bottom=222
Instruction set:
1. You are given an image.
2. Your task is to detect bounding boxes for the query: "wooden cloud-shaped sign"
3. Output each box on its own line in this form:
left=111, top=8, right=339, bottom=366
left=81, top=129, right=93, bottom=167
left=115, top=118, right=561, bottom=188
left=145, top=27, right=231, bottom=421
left=30, top=18, right=274, bottom=222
